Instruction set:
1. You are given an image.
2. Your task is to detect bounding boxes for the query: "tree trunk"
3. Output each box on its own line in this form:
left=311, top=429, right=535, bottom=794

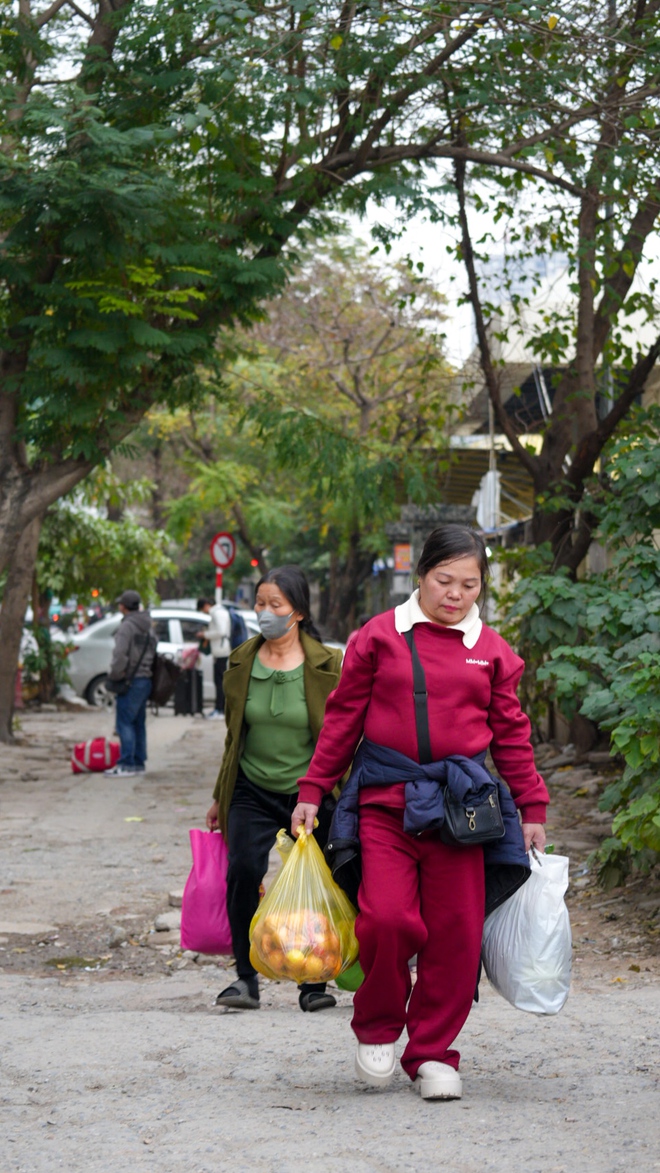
left=0, top=515, right=43, bottom=743
left=31, top=573, right=55, bottom=703
left=325, top=530, right=374, bottom=640
left=150, top=441, right=163, bottom=529
left=0, top=452, right=93, bottom=579
left=231, top=504, right=269, bottom=574
left=453, top=150, right=660, bottom=573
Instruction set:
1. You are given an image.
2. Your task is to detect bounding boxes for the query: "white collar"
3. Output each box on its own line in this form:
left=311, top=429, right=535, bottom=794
left=394, top=590, right=483, bottom=650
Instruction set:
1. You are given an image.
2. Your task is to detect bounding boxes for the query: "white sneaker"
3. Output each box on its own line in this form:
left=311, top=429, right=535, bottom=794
left=103, top=765, right=138, bottom=777
left=206, top=710, right=224, bottom=720
left=414, top=1061, right=462, bottom=1100
left=355, top=1043, right=396, bottom=1088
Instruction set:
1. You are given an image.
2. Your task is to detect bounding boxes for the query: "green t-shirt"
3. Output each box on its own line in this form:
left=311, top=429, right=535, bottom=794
left=239, top=658, right=314, bottom=793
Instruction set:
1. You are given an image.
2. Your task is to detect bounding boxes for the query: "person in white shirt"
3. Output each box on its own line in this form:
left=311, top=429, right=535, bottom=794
left=197, top=598, right=231, bottom=718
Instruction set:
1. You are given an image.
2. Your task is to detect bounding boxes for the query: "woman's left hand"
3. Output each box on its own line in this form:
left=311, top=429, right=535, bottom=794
left=522, top=822, right=546, bottom=853
left=206, top=800, right=220, bottom=832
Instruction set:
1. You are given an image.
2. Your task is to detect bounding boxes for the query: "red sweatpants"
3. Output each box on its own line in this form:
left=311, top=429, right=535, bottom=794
left=351, top=804, right=485, bottom=1080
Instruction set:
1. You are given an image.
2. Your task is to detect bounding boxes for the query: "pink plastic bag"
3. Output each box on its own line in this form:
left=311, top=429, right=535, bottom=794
left=180, top=829, right=233, bottom=954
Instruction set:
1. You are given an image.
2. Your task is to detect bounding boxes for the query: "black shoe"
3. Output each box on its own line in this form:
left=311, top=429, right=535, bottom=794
left=298, top=989, right=337, bottom=1012
left=215, top=979, right=260, bottom=1010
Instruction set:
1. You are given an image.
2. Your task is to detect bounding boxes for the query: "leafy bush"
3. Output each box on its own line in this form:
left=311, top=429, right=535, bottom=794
left=499, top=407, right=660, bottom=886
left=22, top=626, right=73, bottom=703
left=583, top=654, right=660, bottom=880
left=37, top=469, right=175, bottom=606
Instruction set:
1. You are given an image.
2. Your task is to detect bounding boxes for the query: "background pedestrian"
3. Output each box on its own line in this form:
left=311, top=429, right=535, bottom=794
left=206, top=565, right=342, bottom=1012
left=197, top=597, right=231, bottom=719
left=105, top=590, right=157, bottom=778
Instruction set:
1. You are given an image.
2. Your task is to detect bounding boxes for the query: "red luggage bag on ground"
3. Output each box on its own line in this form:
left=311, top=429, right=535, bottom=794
left=71, top=738, right=120, bottom=774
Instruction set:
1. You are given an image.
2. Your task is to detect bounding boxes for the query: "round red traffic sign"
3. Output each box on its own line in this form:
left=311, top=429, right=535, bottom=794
left=210, top=531, right=236, bottom=569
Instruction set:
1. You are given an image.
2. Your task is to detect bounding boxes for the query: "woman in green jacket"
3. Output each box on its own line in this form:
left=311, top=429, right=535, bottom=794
left=206, top=565, right=343, bottom=1012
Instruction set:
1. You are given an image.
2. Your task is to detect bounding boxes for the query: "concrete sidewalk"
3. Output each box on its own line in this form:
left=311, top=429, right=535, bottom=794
left=2, top=967, right=659, bottom=1173
left=1, top=708, right=659, bottom=1172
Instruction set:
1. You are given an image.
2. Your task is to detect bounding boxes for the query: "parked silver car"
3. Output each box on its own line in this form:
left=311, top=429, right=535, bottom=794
left=65, top=606, right=258, bottom=708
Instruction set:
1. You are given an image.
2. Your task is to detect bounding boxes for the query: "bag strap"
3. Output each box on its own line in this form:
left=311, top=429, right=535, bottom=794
left=402, top=628, right=433, bottom=765
left=126, top=631, right=150, bottom=686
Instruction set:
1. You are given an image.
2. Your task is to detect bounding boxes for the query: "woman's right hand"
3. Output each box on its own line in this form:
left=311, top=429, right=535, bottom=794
left=291, top=802, right=319, bottom=837
left=206, top=800, right=220, bottom=831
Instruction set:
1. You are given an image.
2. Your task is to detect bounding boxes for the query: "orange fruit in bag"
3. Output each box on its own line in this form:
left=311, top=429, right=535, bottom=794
left=249, top=829, right=358, bottom=984
left=252, top=908, right=346, bottom=981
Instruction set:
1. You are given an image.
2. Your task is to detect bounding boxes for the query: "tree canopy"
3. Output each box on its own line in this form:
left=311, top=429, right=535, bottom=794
left=5, top=0, right=653, bottom=568
left=444, top=1, right=660, bottom=567
left=36, top=470, right=174, bottom=606
left=4, top=0, right=660, bottom=737
left=151, top=239, right=453, bottom=635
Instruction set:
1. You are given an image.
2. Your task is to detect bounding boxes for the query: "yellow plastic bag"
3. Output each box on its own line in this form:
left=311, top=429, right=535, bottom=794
left=249, top=827, right=358, bottom=985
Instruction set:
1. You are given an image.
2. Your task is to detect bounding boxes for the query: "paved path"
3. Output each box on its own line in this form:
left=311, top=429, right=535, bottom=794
left=1, top=709, right=659, bottom=1172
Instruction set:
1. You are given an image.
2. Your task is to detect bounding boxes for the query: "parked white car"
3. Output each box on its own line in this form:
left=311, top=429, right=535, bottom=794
left=64, top=606, right=259, bottom=709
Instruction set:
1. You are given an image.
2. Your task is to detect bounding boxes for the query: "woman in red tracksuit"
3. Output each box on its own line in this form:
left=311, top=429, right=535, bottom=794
left=292, top=524, right=549, bottom=1101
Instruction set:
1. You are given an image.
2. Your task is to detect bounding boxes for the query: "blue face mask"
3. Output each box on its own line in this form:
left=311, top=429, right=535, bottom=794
left=257, top=608, right=296, bottom=640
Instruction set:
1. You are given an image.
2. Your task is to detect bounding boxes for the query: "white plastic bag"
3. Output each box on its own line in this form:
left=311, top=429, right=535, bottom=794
left=481, top=851, right=572, bottom=1014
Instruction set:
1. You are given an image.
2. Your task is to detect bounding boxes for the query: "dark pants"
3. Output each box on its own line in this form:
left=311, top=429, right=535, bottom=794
left=226, top=770, right=335, bottom=984
left=115, top=676, right=152, bottom=768
left=213, top=657, right=228, bottom=712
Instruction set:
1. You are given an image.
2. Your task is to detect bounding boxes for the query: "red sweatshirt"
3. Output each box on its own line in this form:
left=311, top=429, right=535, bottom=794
left=298, top=610, right=549, bottom=824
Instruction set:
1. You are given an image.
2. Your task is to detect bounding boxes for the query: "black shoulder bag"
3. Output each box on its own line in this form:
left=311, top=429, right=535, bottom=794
left=403, top=628, right=505, bottom=846
left=150, top=650, right=182, bottom=706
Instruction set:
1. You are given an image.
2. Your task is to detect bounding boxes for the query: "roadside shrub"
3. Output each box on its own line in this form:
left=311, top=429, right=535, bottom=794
left=498, top=407, right=660, bottom=886
left=22, top=626, right=73, bottom=703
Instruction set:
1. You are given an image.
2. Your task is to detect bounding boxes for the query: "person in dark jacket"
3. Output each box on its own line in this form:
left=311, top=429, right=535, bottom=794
left=105, top=590, right=156, bottom=778
left=206, top=565, right=342, bottom=1013
left=292, top=525, right=549, bottom=1102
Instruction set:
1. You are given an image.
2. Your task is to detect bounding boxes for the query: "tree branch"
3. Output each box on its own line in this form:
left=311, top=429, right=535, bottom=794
left=78, top=0, right=134, bottom=95
left=328, top=2, right=357, bottom=157
left=568, top=334, right=660, bottom=488
left=593, top=195, right=660, bottom=357
left=36, top=0, right=69, bottom=27
left=315, top=142, right=586, bottom=197
left=231, top=502, right=268, bottom=574
left=65, top=0, right=96, bottom=29
left=453, top=150, right=540, bottom=484
left=326, top=370, right=364, bottom=409
left=352, top=13, right=488, bottom=166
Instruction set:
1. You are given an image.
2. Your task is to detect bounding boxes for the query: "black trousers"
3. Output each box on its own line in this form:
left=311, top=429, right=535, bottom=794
left=213, top=657, right=228, bottom=712
left=226, top=770, right=335, bottom=984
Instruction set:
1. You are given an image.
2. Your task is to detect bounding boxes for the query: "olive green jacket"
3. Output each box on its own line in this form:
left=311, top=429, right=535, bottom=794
left=213, top=632, right=343, bottom=836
